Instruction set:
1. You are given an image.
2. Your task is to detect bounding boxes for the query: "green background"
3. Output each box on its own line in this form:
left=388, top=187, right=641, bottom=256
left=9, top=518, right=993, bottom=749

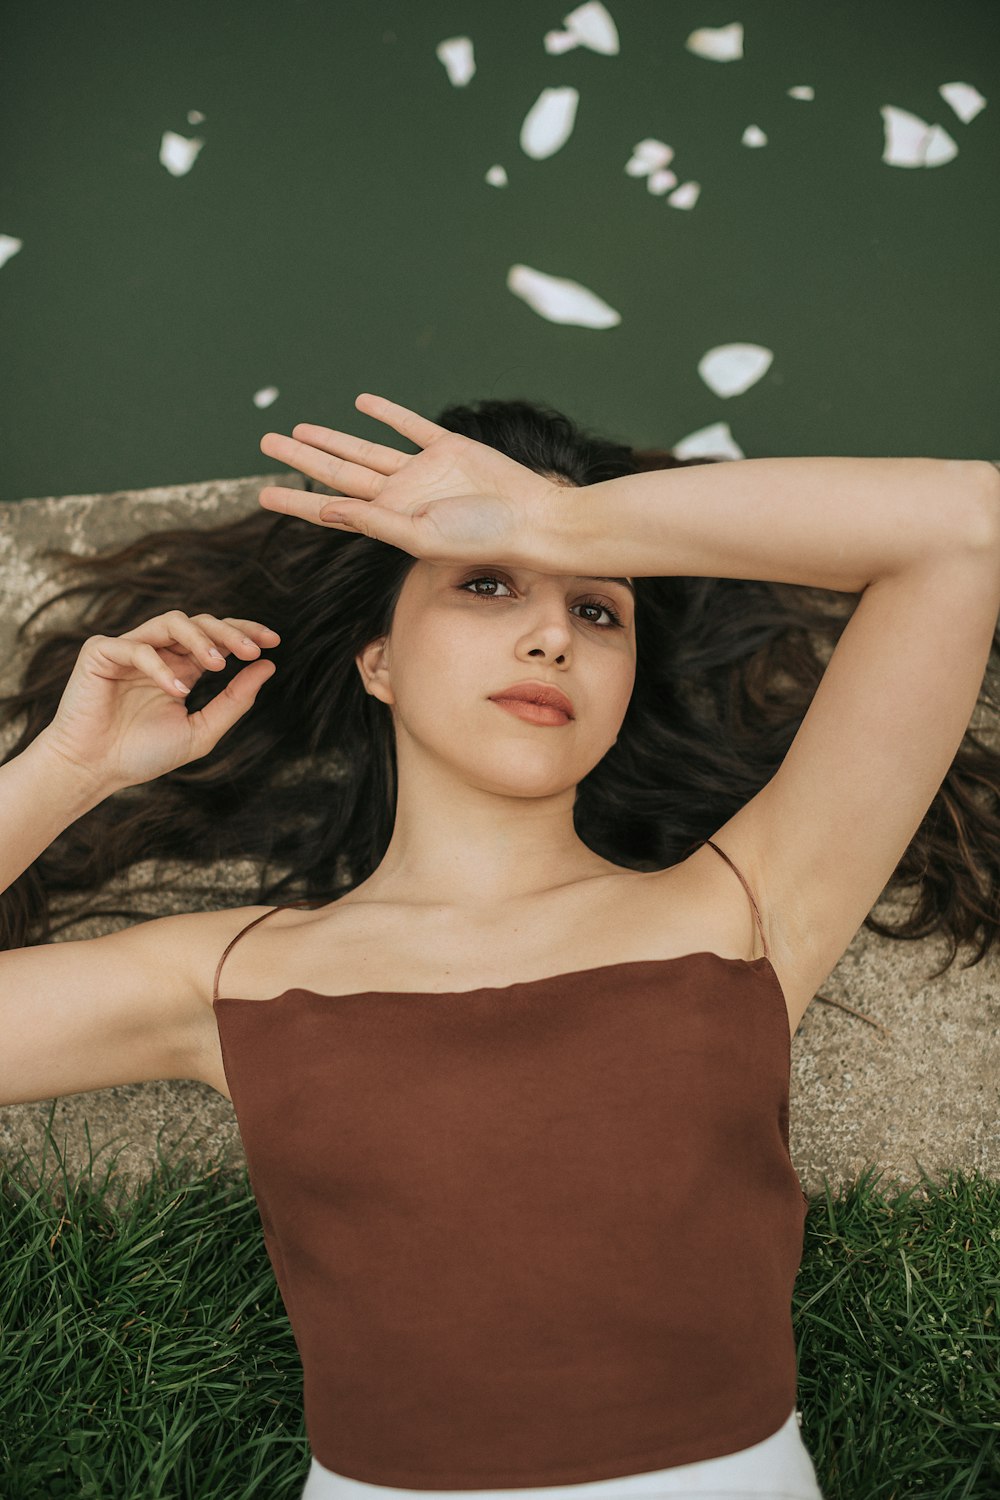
left=1, top=0, right=996, bottom=506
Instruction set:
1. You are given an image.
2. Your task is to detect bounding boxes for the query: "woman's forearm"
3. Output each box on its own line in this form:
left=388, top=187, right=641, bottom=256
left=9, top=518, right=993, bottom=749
left=549, top=457, right=999, bottom=592
left=0, top=737, right=113, bottom=905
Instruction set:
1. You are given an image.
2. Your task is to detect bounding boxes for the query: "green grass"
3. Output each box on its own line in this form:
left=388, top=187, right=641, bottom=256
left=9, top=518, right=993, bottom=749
left=1, top=1107, right=997, bottom=1499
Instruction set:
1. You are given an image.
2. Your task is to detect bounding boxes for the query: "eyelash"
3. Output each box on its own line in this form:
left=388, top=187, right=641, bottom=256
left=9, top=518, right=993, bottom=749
left=457, top=574, right=625, bottom=629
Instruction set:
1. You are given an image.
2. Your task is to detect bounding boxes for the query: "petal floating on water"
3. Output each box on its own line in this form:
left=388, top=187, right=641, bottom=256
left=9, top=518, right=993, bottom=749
left=685, top=23, right=744, bottom=61
left=436, top=36, right=475, bottom=87
left=520, top=86, right=580, bottom=159
left=0, top=234, right=23, bottom=270
left=646, top=168, right=678, bottom=195
left=626, top=138, right=674, bottom=176
left=698, top=344, right=774, bottom=398
left=544, top=2, right=620, bottom=56
left=667, top=181, right=701, bottom=209
left=880, top=105, right=958, bottom=167
left=742, top=124, right=768, bottom=147
left=938, top=81, right=987, bottom=125
left=507, top=264, right=621, bottom=328
left=159, top=131, right=204, bottom=177
left=671, top=422, right=745, bottom=461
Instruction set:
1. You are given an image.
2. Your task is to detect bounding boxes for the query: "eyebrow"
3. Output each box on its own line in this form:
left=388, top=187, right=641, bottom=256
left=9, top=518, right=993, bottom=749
left=580, top=575, right=635, bottom=596
left=453, top=566, right=635, bottom=598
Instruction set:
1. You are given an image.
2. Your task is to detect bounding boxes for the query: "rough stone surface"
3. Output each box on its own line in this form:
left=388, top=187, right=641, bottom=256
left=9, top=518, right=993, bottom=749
left=1, top=476, right=997, bottom=1206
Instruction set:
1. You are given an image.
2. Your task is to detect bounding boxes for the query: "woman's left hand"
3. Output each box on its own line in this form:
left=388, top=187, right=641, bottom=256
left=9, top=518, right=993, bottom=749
left=257, top=392, right=565, bottom=568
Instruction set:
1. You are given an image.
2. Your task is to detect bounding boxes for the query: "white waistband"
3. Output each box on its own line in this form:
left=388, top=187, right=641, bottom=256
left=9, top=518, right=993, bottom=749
left=299, top=1408, right=824, bottom=1500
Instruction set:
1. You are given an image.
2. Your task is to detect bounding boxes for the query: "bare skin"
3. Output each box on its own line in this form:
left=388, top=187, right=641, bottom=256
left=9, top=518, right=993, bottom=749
left=188, top=449, right=787, bottom=1100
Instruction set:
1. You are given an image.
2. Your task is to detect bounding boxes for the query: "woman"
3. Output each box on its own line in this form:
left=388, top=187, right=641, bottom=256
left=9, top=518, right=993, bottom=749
left=1, top=392, right=998, bottom=1498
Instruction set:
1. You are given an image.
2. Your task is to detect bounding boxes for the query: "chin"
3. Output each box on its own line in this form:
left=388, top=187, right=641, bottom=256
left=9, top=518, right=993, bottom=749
left=464, top=747, right=593, bottom=797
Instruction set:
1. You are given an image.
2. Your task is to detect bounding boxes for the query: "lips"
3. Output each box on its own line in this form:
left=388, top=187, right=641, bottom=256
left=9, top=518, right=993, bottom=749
left=488, top=681, right=574, bottom=718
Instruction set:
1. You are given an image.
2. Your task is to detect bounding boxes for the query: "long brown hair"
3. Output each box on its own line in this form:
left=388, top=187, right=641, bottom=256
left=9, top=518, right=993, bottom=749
left=2, top=397, right=998, bottom=1020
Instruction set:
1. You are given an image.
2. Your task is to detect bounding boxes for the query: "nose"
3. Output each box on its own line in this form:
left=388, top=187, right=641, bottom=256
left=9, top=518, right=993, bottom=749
left=517, top=600, right=573, bottom=662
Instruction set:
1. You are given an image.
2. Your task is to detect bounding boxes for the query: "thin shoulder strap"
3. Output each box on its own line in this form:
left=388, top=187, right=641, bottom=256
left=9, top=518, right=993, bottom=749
left=694, top=837, right=770, bottom=962
left=212, top=898, right=320, bottom=1003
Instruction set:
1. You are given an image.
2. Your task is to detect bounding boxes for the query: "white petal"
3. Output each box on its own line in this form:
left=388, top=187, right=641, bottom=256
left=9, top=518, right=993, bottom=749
left=667, top=181, right=700, bottom=209
left=626, top=139, right=673, bottom=177
left=698, top=343, right=773, bottom=398
left=544, top=29, right=579, bottom=54
left=0, top=234, right=23, bottom=270
left=507, top=264, right=621, bottom=327
left=671, top=421, right=745, bottom=461
left=159, top=131, right=204, bottom=177
left=253, top=387, right=280, bottom=410
left=436, top=36, right=475, bottom=87
left=880, top=105, right=958, bottom=167
left=939, top=81, right=987, bottom=124
left=485, top=164, right=509, bottom=187
left=742, top=124, right=768, bottom=147
left=561, top=1, right=620, bottom=55
left=520, top=86, right=579, bottom=159
left=685, top=23, right=744, bottom=61
left=921, top=122, right=960, bottom=166
left=646, top=167, right=678, bottom=195
left=787, top=85, right=814, bottom=101
left=635, top=137, right=674, bottom=167
left=187, top=109, right=206, bottom=124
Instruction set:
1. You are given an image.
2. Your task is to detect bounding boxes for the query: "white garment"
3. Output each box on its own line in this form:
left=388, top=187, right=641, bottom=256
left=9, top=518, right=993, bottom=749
left=299, top=1407, right=824, bottom=1500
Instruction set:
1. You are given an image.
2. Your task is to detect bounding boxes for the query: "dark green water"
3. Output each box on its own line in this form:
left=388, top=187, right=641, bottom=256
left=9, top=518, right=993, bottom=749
left=1, top=0, right=996, bottom=504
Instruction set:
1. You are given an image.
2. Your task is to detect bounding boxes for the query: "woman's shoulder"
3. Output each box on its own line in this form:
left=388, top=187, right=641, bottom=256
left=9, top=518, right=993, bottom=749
left=175, top=899, right=333, bottom=1008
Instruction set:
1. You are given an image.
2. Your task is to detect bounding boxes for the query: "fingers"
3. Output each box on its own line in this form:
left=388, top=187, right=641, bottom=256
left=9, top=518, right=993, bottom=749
left=121, top=611, right=278, bottom=659
left=184, top=657, right=277, bottom=748
left=259, top=394, right=448, bottom=503
left=257, top=485, right=352, bottom=525
left=92, top=636, right=197, bottom=697
left=259, top=431, right=383, bottom=501
left=354, top=392, right=450, bottom=449
left=289, top=422, right=410, bottom=478
left=108, top=613, right=281, bottom=696
left=312, top=501, right=426, bottom=556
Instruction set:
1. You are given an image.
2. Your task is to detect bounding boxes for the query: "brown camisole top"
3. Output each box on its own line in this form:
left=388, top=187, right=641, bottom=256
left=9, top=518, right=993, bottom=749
left=211, top=838, right=809, bottom=1489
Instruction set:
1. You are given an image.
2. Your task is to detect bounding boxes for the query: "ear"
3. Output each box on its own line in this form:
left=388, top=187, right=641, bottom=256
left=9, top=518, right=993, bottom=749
left=355, top=635, right=395, bottom=707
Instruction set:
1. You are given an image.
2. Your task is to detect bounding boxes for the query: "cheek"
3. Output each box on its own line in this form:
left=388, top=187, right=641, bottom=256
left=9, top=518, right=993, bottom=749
left=389, top=617, right=484, bottom=715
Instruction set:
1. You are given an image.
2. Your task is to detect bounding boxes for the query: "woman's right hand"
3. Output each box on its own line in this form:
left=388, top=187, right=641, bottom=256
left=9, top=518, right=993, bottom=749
left=35, top=611, right=281, bottom=791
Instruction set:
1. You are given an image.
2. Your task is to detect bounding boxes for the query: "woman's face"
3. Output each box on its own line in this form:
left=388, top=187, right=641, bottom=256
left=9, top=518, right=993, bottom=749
left=357, top=555, right=637, bottom=798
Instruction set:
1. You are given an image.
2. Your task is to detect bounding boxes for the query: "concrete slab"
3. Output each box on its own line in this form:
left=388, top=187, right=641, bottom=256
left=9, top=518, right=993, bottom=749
left=1, top=476, right=997, bottom=1204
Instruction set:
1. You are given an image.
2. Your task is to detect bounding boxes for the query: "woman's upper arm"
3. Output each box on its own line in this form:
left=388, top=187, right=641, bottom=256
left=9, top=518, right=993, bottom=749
left=0, top=908, right=231, bottom=1107
left=721, top=516, right=1000, bottom=1021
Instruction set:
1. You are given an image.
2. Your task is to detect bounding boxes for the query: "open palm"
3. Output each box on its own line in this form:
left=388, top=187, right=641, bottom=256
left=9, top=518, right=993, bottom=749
left=257, top=392, right=563, bottom=566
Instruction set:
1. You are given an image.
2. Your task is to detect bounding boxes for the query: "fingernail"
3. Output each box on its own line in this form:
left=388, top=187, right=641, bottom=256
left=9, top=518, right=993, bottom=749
left=320, top=507, right=349, bottom=524
left=174, top=678, right=190, bottom=694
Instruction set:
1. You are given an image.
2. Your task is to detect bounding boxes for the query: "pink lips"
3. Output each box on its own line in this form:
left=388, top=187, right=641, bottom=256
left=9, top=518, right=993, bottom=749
left=488, top=681, right=574, bottom=717
left=488, top=680, right=575, bottom=726
left=491, top=698, right=571, bottom=726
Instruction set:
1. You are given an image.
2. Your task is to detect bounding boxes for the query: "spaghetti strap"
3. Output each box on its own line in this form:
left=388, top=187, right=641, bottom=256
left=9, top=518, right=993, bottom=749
left=693, top=837, right=770, bottom=963
left=212, top=899, right=320, bottom=1003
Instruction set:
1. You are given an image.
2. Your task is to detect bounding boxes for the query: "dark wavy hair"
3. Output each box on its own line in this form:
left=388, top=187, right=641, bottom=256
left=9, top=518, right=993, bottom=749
left=2, top=397, right=998, bottom=1029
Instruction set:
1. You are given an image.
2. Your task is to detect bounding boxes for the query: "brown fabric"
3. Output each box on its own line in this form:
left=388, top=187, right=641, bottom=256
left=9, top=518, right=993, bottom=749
left=212, top=845, right=808, bottom=1488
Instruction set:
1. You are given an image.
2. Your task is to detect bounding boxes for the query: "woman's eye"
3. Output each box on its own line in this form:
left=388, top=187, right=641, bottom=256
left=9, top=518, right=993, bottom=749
left=461, top=576, right=514, bottom=599
left=457, top=576, right=623, bottom=629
